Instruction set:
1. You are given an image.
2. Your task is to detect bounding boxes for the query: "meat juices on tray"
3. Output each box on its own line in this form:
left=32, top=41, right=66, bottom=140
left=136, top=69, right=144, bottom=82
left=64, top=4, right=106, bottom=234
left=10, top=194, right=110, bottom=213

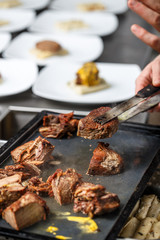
left=73, top=182, right=120, bottom=218
left=2, top=192, right=49, bottom=231
left=87, top=142, right=124, bottom=175
left=77, top=107, right=119, bottom=139
left=39, top=112, right=79, bottom=138
left=11, top=136, right=55, bottom=166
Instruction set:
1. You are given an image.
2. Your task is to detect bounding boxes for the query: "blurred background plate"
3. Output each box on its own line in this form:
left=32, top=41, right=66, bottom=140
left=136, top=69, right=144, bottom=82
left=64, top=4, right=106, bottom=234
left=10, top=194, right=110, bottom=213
left=3, top=32, right=104, bottom=66
left=29, top=10, right=119, bottom=37
left=0, top=0, right=50, bottom=10
left=0, top=9, right=35, bottom=33
left=0, top=32, right=11, bottom=53
left=0, top=58, right=38, bottom=97
left=32, top=61, right=141, bottom=104
left=50, top=0, right=128, bottom=14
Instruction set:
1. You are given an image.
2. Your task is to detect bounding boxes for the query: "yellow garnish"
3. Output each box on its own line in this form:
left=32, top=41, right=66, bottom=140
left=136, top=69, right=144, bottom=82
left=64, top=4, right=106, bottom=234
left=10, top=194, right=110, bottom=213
left=46, top=226, right=59, bottom=234
left=76, top=62, right=100, bottom=86
left=67, top=216, right=98, bottom=233
left=55, top=236, right=72, bottom=240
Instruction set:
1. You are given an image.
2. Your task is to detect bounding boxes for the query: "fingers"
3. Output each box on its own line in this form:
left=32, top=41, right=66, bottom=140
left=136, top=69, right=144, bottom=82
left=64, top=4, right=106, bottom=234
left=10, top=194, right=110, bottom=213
left=135, top=65, right=151, bottom=93
left=152, top=55, right=160, bottom=86
left=139, top=0, right=160, bottom=14
left=128, top=0, right=160, bottom=32
left=131, top=24, right=160, bottom=53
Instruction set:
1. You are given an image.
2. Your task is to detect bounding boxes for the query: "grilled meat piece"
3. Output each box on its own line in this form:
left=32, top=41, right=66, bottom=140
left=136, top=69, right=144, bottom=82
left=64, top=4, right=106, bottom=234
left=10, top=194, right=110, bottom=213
left=48, top=168, right=82, bottom=205
left=2, top=192, right=49, bottom=230
left=77, top=107, right=118, bottom=139
left=0, top=174, right=26, bottom=214
left=27, top=176, right=51, bottom=196
left=39, top=113, right=79, bottom=138
left=11, top=136, right=54, bottom=166
left=87, top=142, right=124, bottom=175
left=0, top=162, right=41, bottom=180
left=73, top=182, right=120, bottom=217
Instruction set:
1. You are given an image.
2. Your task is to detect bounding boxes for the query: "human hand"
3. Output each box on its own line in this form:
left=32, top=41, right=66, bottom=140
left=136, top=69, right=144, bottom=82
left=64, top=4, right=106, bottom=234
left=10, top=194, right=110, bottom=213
left=135, top=55, right=160, bottom=112
left=128, top=0, right=160, bottom=53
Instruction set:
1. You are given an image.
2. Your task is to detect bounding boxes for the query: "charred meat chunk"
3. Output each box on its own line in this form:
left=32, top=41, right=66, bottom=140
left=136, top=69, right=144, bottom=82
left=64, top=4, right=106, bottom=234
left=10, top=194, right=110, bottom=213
left=27, top=176, right=51, bottom=196
left=39, top=112, right=79, bottom=138
left=11, top=136, right=54, bottom=166
left=73, top=182, right=120, bottom=217
left=77, top=107, right=118, bottom=139
left=0, top=174, right=26, bottom=214
left=2, top=192, right=49, bottom=230
left=87, top=142, right=124, bottom=175
left=48, top=168, right=82, bottom=205
left=0, top=162, right=41, bottom=180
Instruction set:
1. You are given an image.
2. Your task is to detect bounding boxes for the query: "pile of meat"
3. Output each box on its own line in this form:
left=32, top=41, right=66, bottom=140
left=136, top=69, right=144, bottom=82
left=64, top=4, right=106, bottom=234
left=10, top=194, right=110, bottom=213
left=48, top=168, right=120, bottom=218
left=0, top=136, right=54, bottom=230
left=0, top=109, right=122, bottom=231
left=39, top=112, right=79, bottom=138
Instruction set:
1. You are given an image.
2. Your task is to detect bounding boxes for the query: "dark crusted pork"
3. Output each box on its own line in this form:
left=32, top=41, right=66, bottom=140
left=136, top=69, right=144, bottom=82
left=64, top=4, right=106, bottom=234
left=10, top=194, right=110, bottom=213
left=77, top=107, right=119, bottom=139
left=87, top=142, right=124, bottom=175
left=48, top=168, right=82, bottom=205
left=0, top=162, right=41, bottom=180
left=27, top=176, right=51, bottom=196
left=11, top=136, right=54, bottom=166
left=2, top=192, right=49, bottom=230
left=0, top=174, right=26, bottom=214
left=73, top=182, right=120, bottom=217
left=39, top=112, right=79, bottom=138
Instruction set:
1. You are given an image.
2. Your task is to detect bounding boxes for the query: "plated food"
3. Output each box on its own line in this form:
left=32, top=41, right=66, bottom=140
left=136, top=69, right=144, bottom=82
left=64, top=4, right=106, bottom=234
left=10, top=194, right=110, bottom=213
left=0, top=19, right=9, bottom=26
left=77, top=2, right=106, bottom=11
left=68, top=62, right=109, bottom=95
left=55, top=19, right=89, bottom=32
left=31, top=40, right=68, bottom=59
left=0, top=0, right=21, bottom=8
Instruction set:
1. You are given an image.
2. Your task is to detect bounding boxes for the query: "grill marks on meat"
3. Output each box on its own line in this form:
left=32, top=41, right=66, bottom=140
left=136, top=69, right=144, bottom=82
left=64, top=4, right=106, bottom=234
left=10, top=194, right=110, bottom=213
left=39, top=113, right=79, bottom=138
left=77, top=107, right=119, bottom=139
left=0, top=174, right=26, bottom=214
left=87, top=142, right=124, bottom=175
left=0, top=162, right=41, bottom=180
left=73, top=182, right=120, bottom=217
left=48, top=168, right=82, bottom=205
left=11, top=136, right=54, bottom=166
left=2, top=192, right=49, bottom=230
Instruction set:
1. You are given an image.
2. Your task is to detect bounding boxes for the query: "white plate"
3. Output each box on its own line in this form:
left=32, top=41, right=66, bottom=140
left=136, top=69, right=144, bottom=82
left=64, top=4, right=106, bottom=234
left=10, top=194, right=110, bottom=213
left=0, top=58, right=38, bottom=97
left=0, top=32, right=11, bottom=53
left=0, top=0, right=50, bottom=10
left=32, top=61, right=141, bottom=104
left=0, top=9, right=35, bottom=32
left=50, top=0, right=128, bottom=15
left=3, top=32, right=103, bottom=66
left=29, top=10, right=118, bottom=37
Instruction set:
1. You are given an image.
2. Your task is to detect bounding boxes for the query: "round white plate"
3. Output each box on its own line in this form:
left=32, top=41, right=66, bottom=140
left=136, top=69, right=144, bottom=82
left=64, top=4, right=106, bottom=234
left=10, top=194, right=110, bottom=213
left=0, top=58, right=38, bottom=97
left=32, top=61, right=141, bottom=104
left=3, top=32, right=104, bottom=66
left=0, top=32, right=11, bottom=53
left=0, top=9, right=35, bottom=33
left=0, top=0, right=50, bottom=10
left=50, top=0, right=128, bottom=15
left=29, top=10, right=119, bottom=37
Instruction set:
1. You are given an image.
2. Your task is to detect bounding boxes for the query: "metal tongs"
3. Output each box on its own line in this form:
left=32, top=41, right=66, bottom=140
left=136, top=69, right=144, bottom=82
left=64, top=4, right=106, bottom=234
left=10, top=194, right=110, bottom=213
left=94, top=84, right=160, bottom=124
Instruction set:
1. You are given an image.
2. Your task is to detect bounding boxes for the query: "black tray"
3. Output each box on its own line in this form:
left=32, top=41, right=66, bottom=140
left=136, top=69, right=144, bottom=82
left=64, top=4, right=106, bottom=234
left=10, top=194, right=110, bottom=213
left=0, top=111, right=160, bottom=240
